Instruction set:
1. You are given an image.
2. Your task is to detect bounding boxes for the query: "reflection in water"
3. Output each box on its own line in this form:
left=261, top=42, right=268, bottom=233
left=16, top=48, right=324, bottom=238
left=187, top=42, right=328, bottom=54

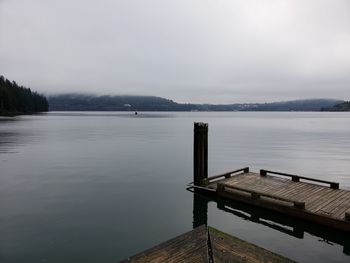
left=191, top=190, right=350, bottom=256
left=1, top=112, right=350, bottom=262
left=47, top=111, right=173, bottom=118
left=192, top=189, right=208, bottom=229
left=0, top=118, right=41, bottom=154
left=0, top=118, right=21, bottom=153
left=0, top=131, right=22, bottom=153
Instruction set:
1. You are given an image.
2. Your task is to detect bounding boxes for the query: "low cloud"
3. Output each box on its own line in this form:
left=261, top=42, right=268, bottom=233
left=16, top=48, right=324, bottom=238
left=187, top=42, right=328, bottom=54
left=1, top=0, right=349, bottom=103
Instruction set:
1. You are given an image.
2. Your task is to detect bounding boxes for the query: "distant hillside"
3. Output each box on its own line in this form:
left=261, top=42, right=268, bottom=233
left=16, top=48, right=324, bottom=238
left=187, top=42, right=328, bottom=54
left=48, top=94, right=342, bottom=112
left=48, top=94, right=187, bottom=111
left=194, top=99, right=343, bottom=112
left=321, top=101, right=350, bottom=111
left=0, top=76, right=49, bottom=116
left=242, top=99, right=343, bottom=111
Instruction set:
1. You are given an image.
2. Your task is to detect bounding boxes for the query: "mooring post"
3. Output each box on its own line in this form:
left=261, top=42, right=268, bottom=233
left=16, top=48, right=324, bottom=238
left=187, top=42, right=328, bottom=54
left=193, top=122, right=208, bottom=186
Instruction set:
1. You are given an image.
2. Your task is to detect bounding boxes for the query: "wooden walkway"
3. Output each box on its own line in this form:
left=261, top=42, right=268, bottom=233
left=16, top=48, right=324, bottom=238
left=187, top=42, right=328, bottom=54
left=193, top=168, right=350, bottom=232
left=121, top=225, right=293, bottom=262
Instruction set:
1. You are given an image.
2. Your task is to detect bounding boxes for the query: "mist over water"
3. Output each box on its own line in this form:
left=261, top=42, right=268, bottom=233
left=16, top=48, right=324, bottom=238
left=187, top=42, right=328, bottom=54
left=0, top=112, right=350, bottom=262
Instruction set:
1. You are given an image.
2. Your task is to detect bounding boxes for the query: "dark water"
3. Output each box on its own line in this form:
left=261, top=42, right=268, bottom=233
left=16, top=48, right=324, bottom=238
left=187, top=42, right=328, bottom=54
left=0, top=112, right=349, bottom=263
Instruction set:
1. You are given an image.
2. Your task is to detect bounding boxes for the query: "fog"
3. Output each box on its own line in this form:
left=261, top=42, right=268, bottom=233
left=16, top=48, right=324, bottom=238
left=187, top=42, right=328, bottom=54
left=0, top=0, right=349, bottom=103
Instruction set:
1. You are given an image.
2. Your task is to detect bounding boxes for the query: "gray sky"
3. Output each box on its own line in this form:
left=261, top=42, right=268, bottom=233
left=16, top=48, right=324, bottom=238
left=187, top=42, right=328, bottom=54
left=0, top=0, right=349, bottom=103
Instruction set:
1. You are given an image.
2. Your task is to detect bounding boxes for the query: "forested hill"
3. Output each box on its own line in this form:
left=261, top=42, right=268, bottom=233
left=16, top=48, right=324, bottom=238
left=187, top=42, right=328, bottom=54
left=321, top=101, right=350, bottom=111
left=49, top=94, right=184, bottom=111
left=48, top=94, right=342, bottom=112
left=0, top=76, right=49, bottom=115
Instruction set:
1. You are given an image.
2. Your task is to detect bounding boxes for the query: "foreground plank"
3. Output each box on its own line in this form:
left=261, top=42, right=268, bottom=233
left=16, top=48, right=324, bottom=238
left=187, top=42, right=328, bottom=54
left=209, top=227, right=294, bottom=263
left=120, top=225, right=209, bottom=263
left=120, top=225, right=293, bottom=263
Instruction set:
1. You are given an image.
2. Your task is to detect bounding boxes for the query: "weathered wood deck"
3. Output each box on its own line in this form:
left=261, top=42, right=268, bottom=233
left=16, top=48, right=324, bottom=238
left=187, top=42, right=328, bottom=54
left=121, top=225, right=294, bottom=262
left=193, top=167, right=350, bottom=232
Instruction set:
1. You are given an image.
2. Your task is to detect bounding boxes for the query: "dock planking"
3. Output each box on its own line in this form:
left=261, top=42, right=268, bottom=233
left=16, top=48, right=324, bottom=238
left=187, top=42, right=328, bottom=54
left=193, top=167, right=350, bottom=232
left=121, top=225, right=209, bottom=263
left=208, top=227, right=294, bottom=263
left=120, top=225, right=209, bottom=263
left=192, top=122, right=350, bottom=232
left=121, top=225, right=294, bottom=263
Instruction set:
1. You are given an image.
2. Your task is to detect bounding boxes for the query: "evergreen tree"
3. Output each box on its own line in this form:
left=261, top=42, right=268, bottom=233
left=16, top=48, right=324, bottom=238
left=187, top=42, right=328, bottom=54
left=0, top=75, right=48, bottom=115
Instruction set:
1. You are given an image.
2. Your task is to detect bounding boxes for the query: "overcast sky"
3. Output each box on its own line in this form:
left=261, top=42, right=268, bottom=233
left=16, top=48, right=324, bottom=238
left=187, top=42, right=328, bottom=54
left=0, top=0, right=349, bottom=103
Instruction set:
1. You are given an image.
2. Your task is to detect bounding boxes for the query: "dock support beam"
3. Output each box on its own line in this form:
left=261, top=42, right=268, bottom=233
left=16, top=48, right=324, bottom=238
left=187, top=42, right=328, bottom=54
left=194, top=122, right=208, bottom=186
left=345, top=211, right=350, bottom=221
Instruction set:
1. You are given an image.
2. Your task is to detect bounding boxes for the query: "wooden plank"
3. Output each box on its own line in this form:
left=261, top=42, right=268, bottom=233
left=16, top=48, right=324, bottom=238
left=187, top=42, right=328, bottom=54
left=327, top=191, right=350, bottom=214
left=308, top=189, right=345, bottom=212
left=205, top=167, right=249, bottom=183
left=272, top=182, right=303, bottom=195
left=208, top=227, right=295, bottom=263
left=315, top=191, right=350, bottom=216
left=121, top=225, right=209, bottom=263
left=333, top=199, right=350, bottom=219
left=207, top=172, right=253, bottom=190
left=217, top=174, right=247, bottom=187
left=290, top=185, right=326, bottom=201
left=250, top=177, right=289, bottom=192
left=231, top=175, right=287, bottom=194
left=282, top=184, right=321, bottom=200
left=259, top=175, right=291, bottom=186
left=275, top=182, right=308, bottom=197
left=236, top=174, right=296, bottom=196
left=260, top=169, right=339, bottom=189
left=228, top=181, right=271, bottom=194
left=303, top=188, right=334, bottom=209
left=334, top=207, right=350, bottom=220
left=227, top=174, right=258, bottom=186
left=217, top=183, right=305, bottom=209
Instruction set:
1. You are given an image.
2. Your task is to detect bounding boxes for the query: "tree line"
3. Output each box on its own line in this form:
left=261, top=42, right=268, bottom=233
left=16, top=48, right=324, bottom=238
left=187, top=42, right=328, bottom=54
left=321, top=101, right=350, bottom=111
left=0, top=75, right=48, bottom=115
left=49, top=94, right=343, bottom=112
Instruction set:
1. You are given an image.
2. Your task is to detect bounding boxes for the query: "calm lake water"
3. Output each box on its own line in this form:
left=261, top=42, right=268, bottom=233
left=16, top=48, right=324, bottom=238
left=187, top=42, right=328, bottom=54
left=1, top=112, right=350, bottom=263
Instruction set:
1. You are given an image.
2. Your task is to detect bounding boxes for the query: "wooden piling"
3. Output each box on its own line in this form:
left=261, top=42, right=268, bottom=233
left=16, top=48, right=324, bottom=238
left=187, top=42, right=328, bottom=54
left=193, top=122, right=208, bottom=186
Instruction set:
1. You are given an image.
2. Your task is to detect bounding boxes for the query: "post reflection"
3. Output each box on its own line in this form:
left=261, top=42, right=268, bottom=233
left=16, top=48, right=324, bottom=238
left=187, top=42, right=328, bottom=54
left=192, top=190, right=209, bottom=229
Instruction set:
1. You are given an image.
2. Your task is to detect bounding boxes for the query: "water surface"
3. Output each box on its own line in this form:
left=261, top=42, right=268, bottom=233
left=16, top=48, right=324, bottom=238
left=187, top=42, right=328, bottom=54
left=0, top=112, right=349, bottom=262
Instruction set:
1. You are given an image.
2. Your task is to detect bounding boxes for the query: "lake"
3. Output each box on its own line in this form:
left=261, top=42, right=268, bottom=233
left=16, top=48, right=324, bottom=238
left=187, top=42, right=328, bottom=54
left=0, top=112, right=350, bottom=263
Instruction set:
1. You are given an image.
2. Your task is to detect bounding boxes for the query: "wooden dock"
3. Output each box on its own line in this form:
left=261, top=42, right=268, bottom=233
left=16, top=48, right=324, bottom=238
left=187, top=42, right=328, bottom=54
left=120, top=225, right=294, bottom=262
left=191, top=122, right=350, bottom=232
left=190, top=167, right=350, bottom=232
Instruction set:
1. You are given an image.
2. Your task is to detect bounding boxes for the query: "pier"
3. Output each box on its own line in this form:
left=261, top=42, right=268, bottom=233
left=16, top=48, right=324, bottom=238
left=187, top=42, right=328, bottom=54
left=121, top=225, right=294, bottom=262
left=190, top=122, right=350, bottom=232
left=120, top=122, right=350, bottom=262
